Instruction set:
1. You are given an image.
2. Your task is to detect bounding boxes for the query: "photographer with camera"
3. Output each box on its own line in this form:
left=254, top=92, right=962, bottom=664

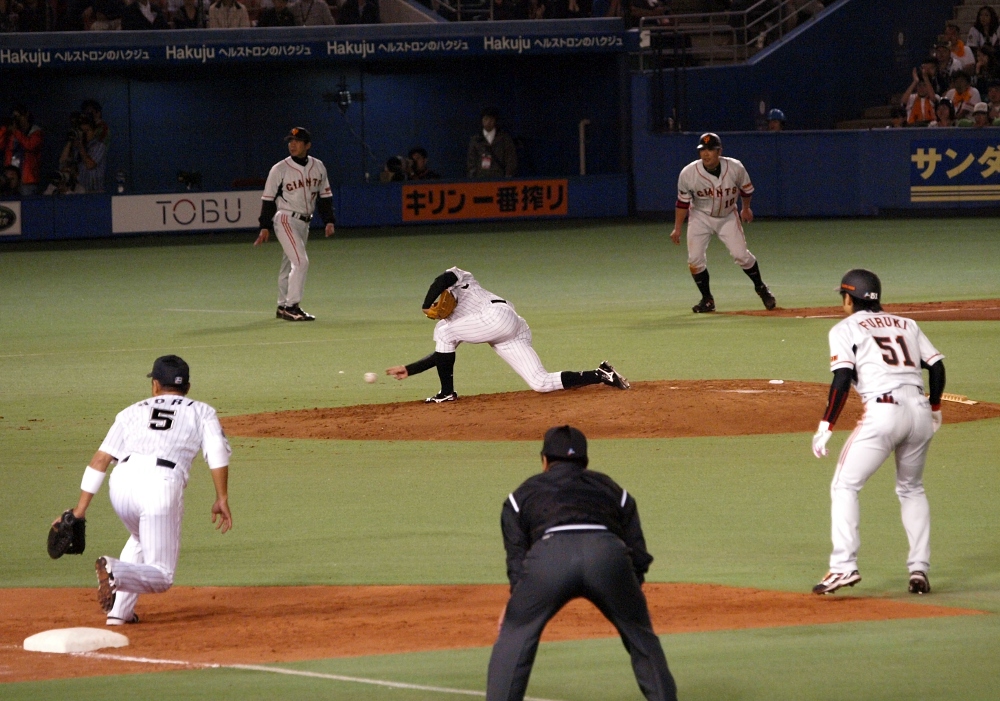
left=379, top=155, right=409, bottom=183
left=59, top=112, right=107, bottom=193
left=0, top=105, right=44, bottom=196
left=43, top=163, right=86, bottom=196
left=0, top=165, right=21, bottom=198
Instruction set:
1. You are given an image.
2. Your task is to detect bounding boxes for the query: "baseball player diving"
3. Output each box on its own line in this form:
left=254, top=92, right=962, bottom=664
left=670, top=132, right=777, bottom=313
left=386, top=267, right=630, bottom=402
left=50, top=355, right=233, bottom=624
left=255, top=127, right=336, bottom=322
left=811, top=270, right=945, bottom=596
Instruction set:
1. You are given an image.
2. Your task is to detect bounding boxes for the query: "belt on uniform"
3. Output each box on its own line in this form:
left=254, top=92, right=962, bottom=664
left=491, top=299, right=507, bottom=304
left=875, top=393, right=896, bottom=404
left=543, top=524, right=608, bottom=536
left=121, top=455, right=176, bottom=469
left=280, top=210, right=311, bottom=223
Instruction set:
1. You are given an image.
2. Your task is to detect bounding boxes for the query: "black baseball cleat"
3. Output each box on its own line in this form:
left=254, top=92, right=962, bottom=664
left=812, top=570, right=861, bottom=595
left=279, top=304, right=315, bottom=321
left=692, top=298, right=716, bottom=313
left=425, top=392, right=458, bottom=403
left=597, top=361, right=630, bottom=390
left=95, top=557, right=117, bottom=613
left=276, top=306, right=286, bottom=319
left=908, top=571, right=931, bottom=594
left=756, top=285, right=777, bottom=311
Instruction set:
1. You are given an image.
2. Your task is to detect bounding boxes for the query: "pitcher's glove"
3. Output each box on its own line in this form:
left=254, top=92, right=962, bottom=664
left=423, top=290, right=457, bottom=320
left=48, top=509, right=86, bottom=559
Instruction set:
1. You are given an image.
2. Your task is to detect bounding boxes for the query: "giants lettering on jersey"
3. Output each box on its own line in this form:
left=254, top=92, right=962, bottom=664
left=284, top=176, right=323, bottom=193
left=695, top=185, right=741, bottom=198
left=857, top=316, right=908, bottom=331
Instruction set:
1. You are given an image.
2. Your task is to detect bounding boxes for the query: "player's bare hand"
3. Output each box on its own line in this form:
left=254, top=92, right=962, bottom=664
left=211, top=497, right=232, bottom=533
left=254, top=229, right=270, bottom=246
left=324, top=223, right=335, bottom=238
left=386, top=366, right=409, bottom=380
left=669, top=228, right=681, bottom=245
left=741, top=207, right=754, bottom=224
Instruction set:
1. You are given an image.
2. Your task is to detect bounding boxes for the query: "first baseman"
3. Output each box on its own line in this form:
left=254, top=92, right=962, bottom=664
left=255, top=127, right=336, bottom=322
left=811, top=270, right=945, bottom=596
left=61, top=355, right=233, bottom=623
left=670, top=133, right=776, bottom=313
left=386, top=267, right=630, bottom=402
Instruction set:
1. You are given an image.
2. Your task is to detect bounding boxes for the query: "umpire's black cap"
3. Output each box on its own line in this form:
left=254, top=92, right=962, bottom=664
left=697, top=132, right=722, bottom=150
left=542, top=425, right=588, bottom=464
left=148, top=355, right=190, bottom=387
left=284, top=126, right=311, bottom=143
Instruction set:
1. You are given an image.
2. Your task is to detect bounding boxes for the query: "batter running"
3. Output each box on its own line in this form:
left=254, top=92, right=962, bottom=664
left=386, top=267, right=630, bottom=402
left=62, top=355, right=233, bottom=623
left=811, top=269, right=945, bottom=596
left=670, top=132, right=776, bottom=313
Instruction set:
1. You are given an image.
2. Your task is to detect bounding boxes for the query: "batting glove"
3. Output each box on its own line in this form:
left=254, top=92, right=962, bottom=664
left=931, top=410, right=942, bottom=433
left=812, top=421, right=833, bottom=458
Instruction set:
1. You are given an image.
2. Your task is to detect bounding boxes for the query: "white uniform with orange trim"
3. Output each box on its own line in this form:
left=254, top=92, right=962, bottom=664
left=261, top=155, right=333, bottom=307
left=675, top=156, right=755, bottom=274
left=826, top=310, right=944, bottom=575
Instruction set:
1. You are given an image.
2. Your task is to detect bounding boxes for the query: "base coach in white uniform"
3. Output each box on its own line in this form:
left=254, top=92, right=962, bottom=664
left=486, top=426, right=677, bottom=701
left=811, top=270, right=945, bottom=596
left=63, top=355, right=233, bottom=624
left=255, top=127, right=336, bottom=322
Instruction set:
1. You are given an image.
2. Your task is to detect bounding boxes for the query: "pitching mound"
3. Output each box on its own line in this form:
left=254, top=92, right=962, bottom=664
left=220, top=380, right=1000, bottom=441
left=1, top=583, right=982, bottom=683
left=729, top=299, right=1000, bottom=321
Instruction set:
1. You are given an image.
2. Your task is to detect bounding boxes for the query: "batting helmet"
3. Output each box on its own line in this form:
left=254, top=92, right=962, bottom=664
left=696, top=132, right=722, bottom=150
left=768, top=108, right=786, bottom=122
left=838, top=269, right=881, bottom=302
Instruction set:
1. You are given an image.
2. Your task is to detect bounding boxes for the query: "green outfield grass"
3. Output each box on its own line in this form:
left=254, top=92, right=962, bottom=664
left=2, top=218, right=999, bottom=699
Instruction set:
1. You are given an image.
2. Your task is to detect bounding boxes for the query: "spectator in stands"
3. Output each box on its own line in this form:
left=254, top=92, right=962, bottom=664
left=928, top=99, right=956, bottom=128
left=18, top=0, right=47, bottom=30
left=767, top=108, right=785, bottom=131
left=931, top=38, right=962, bottom=94
left=0, top=0, right=21, bottom=31
left=967, top=6, right=999, bottom=57
left=626, top=0, right=668, bottom=26
left=172, top=0, right=205, bottom=27
left=902, top=66, right=938, bottom=126
left=83, top=0, right=125, bottom=29
left=258, top=0, right=296, bottom=25
left=122, top=0, right=169, bottom=29
left=944, top=70, right=981, bottom=118
left=43, top=164, right=87, bottom=195
left=60, top=113, right=106, bottom=192
left=972, top=44, right=1000, bottom=91
left=379, top=156, right=408, bottom=183
left=957, top=101, right=993, bottom=128
left=0, top=165, right=20, bottom=197
left=986, top=81, right=1000, bottom=120
left=336, top=0, right=377, bottom=24
left=887, top=106, right=906, bottom=128
left=290, top=0, right=333, bottom=25
left=207, top=0, right=249, bottom=27
left=1, top=105, right=43, bottom=196
left=493, top=0, right=527, bottom=20
left=467, top=108, right=517, bottom=180
left=945, top=21, right=976, bottom=71
left=408, top=147, right=440, bottom=180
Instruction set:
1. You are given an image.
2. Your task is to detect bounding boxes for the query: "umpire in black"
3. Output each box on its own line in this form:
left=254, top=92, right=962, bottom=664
left=486, top=425, right=678, bottom=701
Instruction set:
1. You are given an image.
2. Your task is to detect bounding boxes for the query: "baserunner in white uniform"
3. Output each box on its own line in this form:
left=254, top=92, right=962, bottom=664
left=65, top=355, right=233, bottom=624
left=386, top=267, right=630, bottom=402
left=255, top=126, right=336, bottom=322
left=811, top=269, right=946, bottom=596
left=670, top=132, right=776, bottom=313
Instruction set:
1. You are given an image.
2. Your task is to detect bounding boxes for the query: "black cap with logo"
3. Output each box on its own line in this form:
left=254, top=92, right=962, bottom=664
left=696, top=132, right=722, bottom=151
left=147, top=355, right=190, bottom=387
left=541, top=425, right=588, bottom=464
left=284, top=127, right=311, bottom=143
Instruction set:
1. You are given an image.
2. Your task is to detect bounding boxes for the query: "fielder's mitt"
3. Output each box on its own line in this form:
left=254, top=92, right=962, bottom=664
left=47, top=509, right=86, bottom=559
left=423, top=289, right=457, bottom=320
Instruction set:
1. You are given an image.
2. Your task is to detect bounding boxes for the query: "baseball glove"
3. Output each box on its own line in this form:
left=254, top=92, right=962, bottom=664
left=423, top=289, right=457, bottom=320
left=47, top=509, right=86, bottom=559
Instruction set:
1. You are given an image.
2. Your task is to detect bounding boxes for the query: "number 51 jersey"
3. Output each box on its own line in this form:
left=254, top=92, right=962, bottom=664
left=99, top=395, right=232, bottom=486
left=829, top=311, right=944, bottom=403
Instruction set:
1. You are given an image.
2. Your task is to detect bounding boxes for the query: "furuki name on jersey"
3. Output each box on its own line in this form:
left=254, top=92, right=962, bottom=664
left=856, top=316, right=909, bottom=331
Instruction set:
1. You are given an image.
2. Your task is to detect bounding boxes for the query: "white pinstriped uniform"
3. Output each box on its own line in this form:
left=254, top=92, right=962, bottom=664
left=261, top=156, right=333, bottom=307
left=676, top=156, right=755, bottom=273
left=826, top=311, right=944, bottom=575
left=434, top=267, right=563, bottom=392
left=99, top=395, right=231, bottom=622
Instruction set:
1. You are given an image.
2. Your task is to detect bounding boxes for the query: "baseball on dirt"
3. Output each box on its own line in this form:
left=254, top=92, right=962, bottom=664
left=364, top=372, right=378, bottom=384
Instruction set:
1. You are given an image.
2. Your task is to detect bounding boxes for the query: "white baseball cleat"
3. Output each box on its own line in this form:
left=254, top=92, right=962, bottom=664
left=812, top=570, right=861, bottom=595
left=425, top=392, right=458, bottom=403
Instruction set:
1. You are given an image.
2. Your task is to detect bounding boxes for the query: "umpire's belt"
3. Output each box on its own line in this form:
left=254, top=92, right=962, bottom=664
left=491, top=299, right=507, bottom=304
left=542, top=524, right=608, bottom=539
left=280, top=210, right=312, bottom=223
left=121, top=455, right=176, bottom=469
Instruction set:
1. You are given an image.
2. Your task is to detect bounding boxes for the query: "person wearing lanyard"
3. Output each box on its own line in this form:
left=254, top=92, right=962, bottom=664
left=486, top=425, right=678, bottom=701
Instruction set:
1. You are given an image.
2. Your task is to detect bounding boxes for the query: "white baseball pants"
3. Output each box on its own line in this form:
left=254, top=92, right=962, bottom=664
left=686, top=209, right=756, bottom=274
left=273, top=210, right=310, bottom=307
left=828, top=385, right=934, bottom=574
left=434, top=303, right=564, bottom=392
left=106, top=455, right=185, bottom=621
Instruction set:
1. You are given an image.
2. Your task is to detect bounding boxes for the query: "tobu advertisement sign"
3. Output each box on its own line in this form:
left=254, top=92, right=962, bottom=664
left=112, top=191, right=263, bottom=233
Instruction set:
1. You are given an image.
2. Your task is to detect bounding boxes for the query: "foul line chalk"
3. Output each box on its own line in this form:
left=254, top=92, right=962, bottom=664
left=73, top=651, right=217, bottom=668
